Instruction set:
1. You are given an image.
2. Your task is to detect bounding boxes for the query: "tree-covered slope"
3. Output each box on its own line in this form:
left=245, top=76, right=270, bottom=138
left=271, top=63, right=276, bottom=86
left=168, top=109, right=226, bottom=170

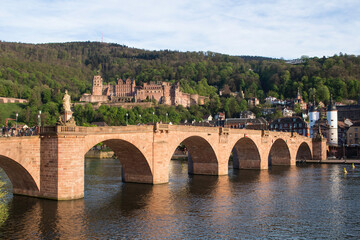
left=0, top=41, right=360, bottom=126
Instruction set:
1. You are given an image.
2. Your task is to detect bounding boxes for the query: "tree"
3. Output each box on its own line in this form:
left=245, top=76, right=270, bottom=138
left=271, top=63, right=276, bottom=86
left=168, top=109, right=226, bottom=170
left=0, top=175, right=9, bottom=227
left=316, top=85, right=330, bottom=104
left=294, top=103, right=302, bottom=115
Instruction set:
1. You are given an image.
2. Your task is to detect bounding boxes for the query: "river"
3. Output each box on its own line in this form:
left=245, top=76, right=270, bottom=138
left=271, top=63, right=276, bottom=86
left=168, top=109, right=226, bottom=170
left=0, top=159, right=360, bottom=239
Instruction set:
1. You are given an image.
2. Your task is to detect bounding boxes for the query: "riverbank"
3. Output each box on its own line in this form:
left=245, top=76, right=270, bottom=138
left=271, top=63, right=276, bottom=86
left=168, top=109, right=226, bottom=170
left=305, top=159, right=360, bottom=164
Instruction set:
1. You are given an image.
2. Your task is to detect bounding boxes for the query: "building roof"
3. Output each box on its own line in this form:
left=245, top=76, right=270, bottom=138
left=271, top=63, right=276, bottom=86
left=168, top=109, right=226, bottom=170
left=309, top=100, right=319, bottom=112
left=327, top=97, right=337, bottom=111
left=270, top=116, right=306, bottom=125
left=226, top=117, right=268, bottom=125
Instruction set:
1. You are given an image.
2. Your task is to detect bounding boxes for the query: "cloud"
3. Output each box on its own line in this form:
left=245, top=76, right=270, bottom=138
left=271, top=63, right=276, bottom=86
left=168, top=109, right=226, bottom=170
left=1, top=0, right=360, bottom=59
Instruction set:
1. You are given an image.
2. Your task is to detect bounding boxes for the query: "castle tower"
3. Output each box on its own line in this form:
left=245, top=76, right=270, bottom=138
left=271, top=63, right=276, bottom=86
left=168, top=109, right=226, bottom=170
left=309, top=100, right=319, bottom=138
left=92, top=75, right=103, bottom=95
left=327, top=97, right=338, bottom=146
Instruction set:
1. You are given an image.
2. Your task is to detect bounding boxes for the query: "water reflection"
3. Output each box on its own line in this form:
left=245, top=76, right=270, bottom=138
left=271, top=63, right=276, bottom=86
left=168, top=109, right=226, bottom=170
left=1, top=160, right=360, bottom=238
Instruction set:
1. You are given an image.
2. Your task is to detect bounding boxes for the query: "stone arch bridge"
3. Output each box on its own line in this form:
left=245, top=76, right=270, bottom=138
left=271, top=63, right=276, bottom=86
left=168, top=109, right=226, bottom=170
left=0, top=124, right=326, bottom=200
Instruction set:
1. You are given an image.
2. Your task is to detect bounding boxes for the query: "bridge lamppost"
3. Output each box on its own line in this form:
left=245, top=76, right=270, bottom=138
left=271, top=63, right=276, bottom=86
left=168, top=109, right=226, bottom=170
left=15, top=112, right=18, bottom=129
left=166, top=113, right=168, bottom=124
left=139, top=114, right=141, bottom=124
left=152, top=111, right=155, bottom=124
left=125, top=113, right=128, bottom=125
left=38, top=110, right=41, bottom=127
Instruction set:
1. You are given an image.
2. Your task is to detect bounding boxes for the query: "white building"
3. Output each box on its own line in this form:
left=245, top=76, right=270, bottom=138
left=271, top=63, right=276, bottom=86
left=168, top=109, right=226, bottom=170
left=327, top=99, right=338, bottom=146
left=282, top=108, right=294, bottom=117
left=308, top=102, right=320, bottom=138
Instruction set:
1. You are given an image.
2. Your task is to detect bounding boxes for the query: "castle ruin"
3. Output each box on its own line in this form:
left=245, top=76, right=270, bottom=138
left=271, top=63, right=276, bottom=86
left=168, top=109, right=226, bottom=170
left=80, top=75, right=207, bottom=108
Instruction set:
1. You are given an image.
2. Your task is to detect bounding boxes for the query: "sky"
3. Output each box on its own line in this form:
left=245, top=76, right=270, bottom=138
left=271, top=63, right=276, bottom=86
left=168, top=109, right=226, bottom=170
left=1, top=0, right=360, bottom=59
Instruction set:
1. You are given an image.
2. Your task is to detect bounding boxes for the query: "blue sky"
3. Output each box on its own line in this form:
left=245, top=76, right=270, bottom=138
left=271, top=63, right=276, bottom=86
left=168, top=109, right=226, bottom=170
left=1, top=0, right=360, bottom=59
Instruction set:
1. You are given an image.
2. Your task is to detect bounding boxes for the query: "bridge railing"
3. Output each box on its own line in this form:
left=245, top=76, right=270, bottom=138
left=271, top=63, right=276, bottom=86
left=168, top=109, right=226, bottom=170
left=40, top=125, right=154, bottom=135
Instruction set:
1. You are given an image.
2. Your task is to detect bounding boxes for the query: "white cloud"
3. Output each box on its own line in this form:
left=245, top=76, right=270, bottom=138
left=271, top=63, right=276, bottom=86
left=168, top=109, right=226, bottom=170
left=1, top=0, right=360, bottom=58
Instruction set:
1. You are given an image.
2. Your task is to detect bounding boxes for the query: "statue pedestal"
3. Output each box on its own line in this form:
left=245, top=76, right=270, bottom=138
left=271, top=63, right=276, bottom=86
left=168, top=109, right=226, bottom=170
left=62, top=111, right=73, bottom=122
left=58, top=111, right=76, bottom=126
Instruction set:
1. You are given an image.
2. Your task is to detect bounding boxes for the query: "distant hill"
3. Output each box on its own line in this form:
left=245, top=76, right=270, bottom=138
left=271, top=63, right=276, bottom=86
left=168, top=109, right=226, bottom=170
left=0, top=41, right=360, bottom=104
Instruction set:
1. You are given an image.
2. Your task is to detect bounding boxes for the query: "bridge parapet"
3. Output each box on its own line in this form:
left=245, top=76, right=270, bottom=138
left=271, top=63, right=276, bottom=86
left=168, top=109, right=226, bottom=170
left=40, top=125, right=154, bottom=135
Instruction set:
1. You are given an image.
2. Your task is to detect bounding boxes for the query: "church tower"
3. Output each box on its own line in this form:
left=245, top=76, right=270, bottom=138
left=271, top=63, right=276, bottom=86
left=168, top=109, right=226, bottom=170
left=327, top=97, right=338, bottom=145
left=309, top=100, right=319, bottom=138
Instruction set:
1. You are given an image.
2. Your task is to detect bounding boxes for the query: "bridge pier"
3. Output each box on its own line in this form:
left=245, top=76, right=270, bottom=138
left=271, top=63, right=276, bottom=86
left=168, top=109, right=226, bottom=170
left=312, top=137, right=327, bottom=161
left=40, top=134, right=85, bottom=200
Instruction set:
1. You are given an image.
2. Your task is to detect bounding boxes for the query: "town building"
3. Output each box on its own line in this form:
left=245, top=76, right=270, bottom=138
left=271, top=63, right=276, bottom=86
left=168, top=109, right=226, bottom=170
left=202, top=114, right=213, bottom=123
left=80, top=75, right=207, bottom=108
left=262, top=108, right=276, bottom=116
left=0, top=97, right=28, bottom=104
left=269, top=117, right=309, bottom=136
left=282, top=108, right=294, bottom=117
left=337, top=104, right=360, bottom=121
left=265, top=96, right=285, bottom=106
left=224, top=117, right=268, bottom=130
left=347, top=122, right=360, bottom=146
left=292, top=89, right=307, bottom=110
left=240, top=111, right=256, bottom=119
left=247, top=97, right=259, bottom=108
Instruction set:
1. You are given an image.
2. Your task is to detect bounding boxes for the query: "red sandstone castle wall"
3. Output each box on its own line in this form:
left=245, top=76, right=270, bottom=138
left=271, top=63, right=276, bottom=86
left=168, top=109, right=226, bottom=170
left=83, top=75, right=207, bottom=107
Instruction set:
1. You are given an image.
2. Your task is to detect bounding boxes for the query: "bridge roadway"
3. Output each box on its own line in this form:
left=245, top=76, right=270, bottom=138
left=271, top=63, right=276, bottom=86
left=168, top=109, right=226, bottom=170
left=0, top=123, right=327, bottom=200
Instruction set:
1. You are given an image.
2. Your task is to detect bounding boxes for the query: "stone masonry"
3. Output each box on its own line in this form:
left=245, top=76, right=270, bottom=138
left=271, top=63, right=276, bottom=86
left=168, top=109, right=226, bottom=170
left=0, top=125, right=325, bottom=200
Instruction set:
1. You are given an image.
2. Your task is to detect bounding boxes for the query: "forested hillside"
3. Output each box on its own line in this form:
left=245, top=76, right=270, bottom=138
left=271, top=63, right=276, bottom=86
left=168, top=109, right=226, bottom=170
left=0, top=41, right=360, bottom=126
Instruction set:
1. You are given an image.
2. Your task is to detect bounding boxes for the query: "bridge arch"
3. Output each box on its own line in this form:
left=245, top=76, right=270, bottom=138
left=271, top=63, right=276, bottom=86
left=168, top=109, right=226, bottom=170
left=268, top=139, right=291, bottom=166
left=296, top=142, right=312, bottom=161
left=0, top=155, right=39, bottom=194
left=84, top=138, right=153, bottom=183
left=169, top=135, right=219, bottom=175
left=231, top=137, right=261, bottom=169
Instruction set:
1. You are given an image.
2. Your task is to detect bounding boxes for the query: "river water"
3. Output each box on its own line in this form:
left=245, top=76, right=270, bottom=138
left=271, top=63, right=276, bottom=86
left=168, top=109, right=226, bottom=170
left=1, top=159, right=360, bottom=239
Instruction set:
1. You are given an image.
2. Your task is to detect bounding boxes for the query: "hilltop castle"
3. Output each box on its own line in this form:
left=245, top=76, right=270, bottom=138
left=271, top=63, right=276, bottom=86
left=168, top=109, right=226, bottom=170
left=80, top=75, right=207, bottom=108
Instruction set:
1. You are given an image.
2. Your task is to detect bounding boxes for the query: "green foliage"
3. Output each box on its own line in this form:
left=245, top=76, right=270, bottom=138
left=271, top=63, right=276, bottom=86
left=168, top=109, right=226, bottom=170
left=0, top=103, right=26, bottom=126
left=316, top=85, right=330, bottom=104
left=0, top=41, right=360, bottom=127
left=0, top=174, right=9, bottom=227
